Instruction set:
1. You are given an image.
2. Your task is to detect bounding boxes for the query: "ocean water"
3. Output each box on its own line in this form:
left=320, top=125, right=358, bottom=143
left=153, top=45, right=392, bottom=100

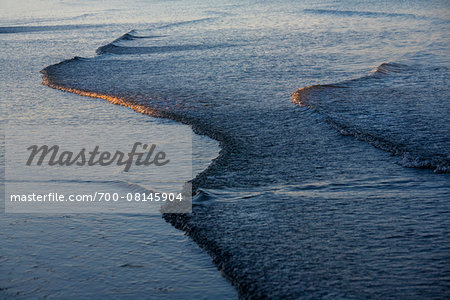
left=2, top=0, right=450, bottom=298
left=1, top=0, right=235, bottom=298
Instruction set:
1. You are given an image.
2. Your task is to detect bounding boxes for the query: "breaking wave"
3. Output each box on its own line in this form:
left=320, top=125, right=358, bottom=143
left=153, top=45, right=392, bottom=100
left=292, top=62, right=450, bottom=173
left=39, top=11, right=450, bottom=296
left=0, top=24, right=101, bottom=34
left=303, top=9, right=421, bottom=19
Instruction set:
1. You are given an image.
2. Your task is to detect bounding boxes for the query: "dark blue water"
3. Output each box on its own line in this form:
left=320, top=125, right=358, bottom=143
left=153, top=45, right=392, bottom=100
left=36, top=0, right=450, bottom=298
left=1, top=1, right=237, bottom=298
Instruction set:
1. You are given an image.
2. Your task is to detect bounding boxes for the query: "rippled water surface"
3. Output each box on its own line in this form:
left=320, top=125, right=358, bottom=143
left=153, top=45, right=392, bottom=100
left=2, top=0, right=450, bottom=298
left=1, top=0, right=235, bottom=298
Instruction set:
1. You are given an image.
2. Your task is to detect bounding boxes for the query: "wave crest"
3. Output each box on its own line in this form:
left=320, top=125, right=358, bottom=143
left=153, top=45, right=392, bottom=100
left=291, top=62, right=450, bottom=173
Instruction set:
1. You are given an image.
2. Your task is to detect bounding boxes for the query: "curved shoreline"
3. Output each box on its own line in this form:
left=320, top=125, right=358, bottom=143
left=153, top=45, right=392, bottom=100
left=41, top=73, right=245, bottom=294
left=41, top=59, right=449, bottom=296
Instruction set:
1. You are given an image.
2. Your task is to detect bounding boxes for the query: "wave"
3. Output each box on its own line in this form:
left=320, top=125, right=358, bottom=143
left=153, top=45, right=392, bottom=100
left=155, top=17, right=216, bottom=30
left=41, top=68, right=164, bottom=117
left=292, top=62, right=450, bottom=173
left=96, top=43, right=233, bottom=55
left=6, top=178, right=153, bottom=193
left=369, top=62, right=409, bottom=75
left=111, top=30, right=165, bottom=42
left=0, top=24, right=100, bottom=34
left=303, top=9, right=420, bottom=19
left=40, top=21, right=450, bottom=296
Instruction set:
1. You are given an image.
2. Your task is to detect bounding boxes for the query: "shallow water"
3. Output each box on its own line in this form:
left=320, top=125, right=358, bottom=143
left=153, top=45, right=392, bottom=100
left=1, top=0, right=235, bottom=298
left=3, top=0, right=450, bottom=298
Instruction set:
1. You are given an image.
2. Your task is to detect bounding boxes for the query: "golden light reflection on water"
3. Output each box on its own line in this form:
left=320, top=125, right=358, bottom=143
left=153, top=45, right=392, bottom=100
left=290, top=85, right=322, bottom=107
